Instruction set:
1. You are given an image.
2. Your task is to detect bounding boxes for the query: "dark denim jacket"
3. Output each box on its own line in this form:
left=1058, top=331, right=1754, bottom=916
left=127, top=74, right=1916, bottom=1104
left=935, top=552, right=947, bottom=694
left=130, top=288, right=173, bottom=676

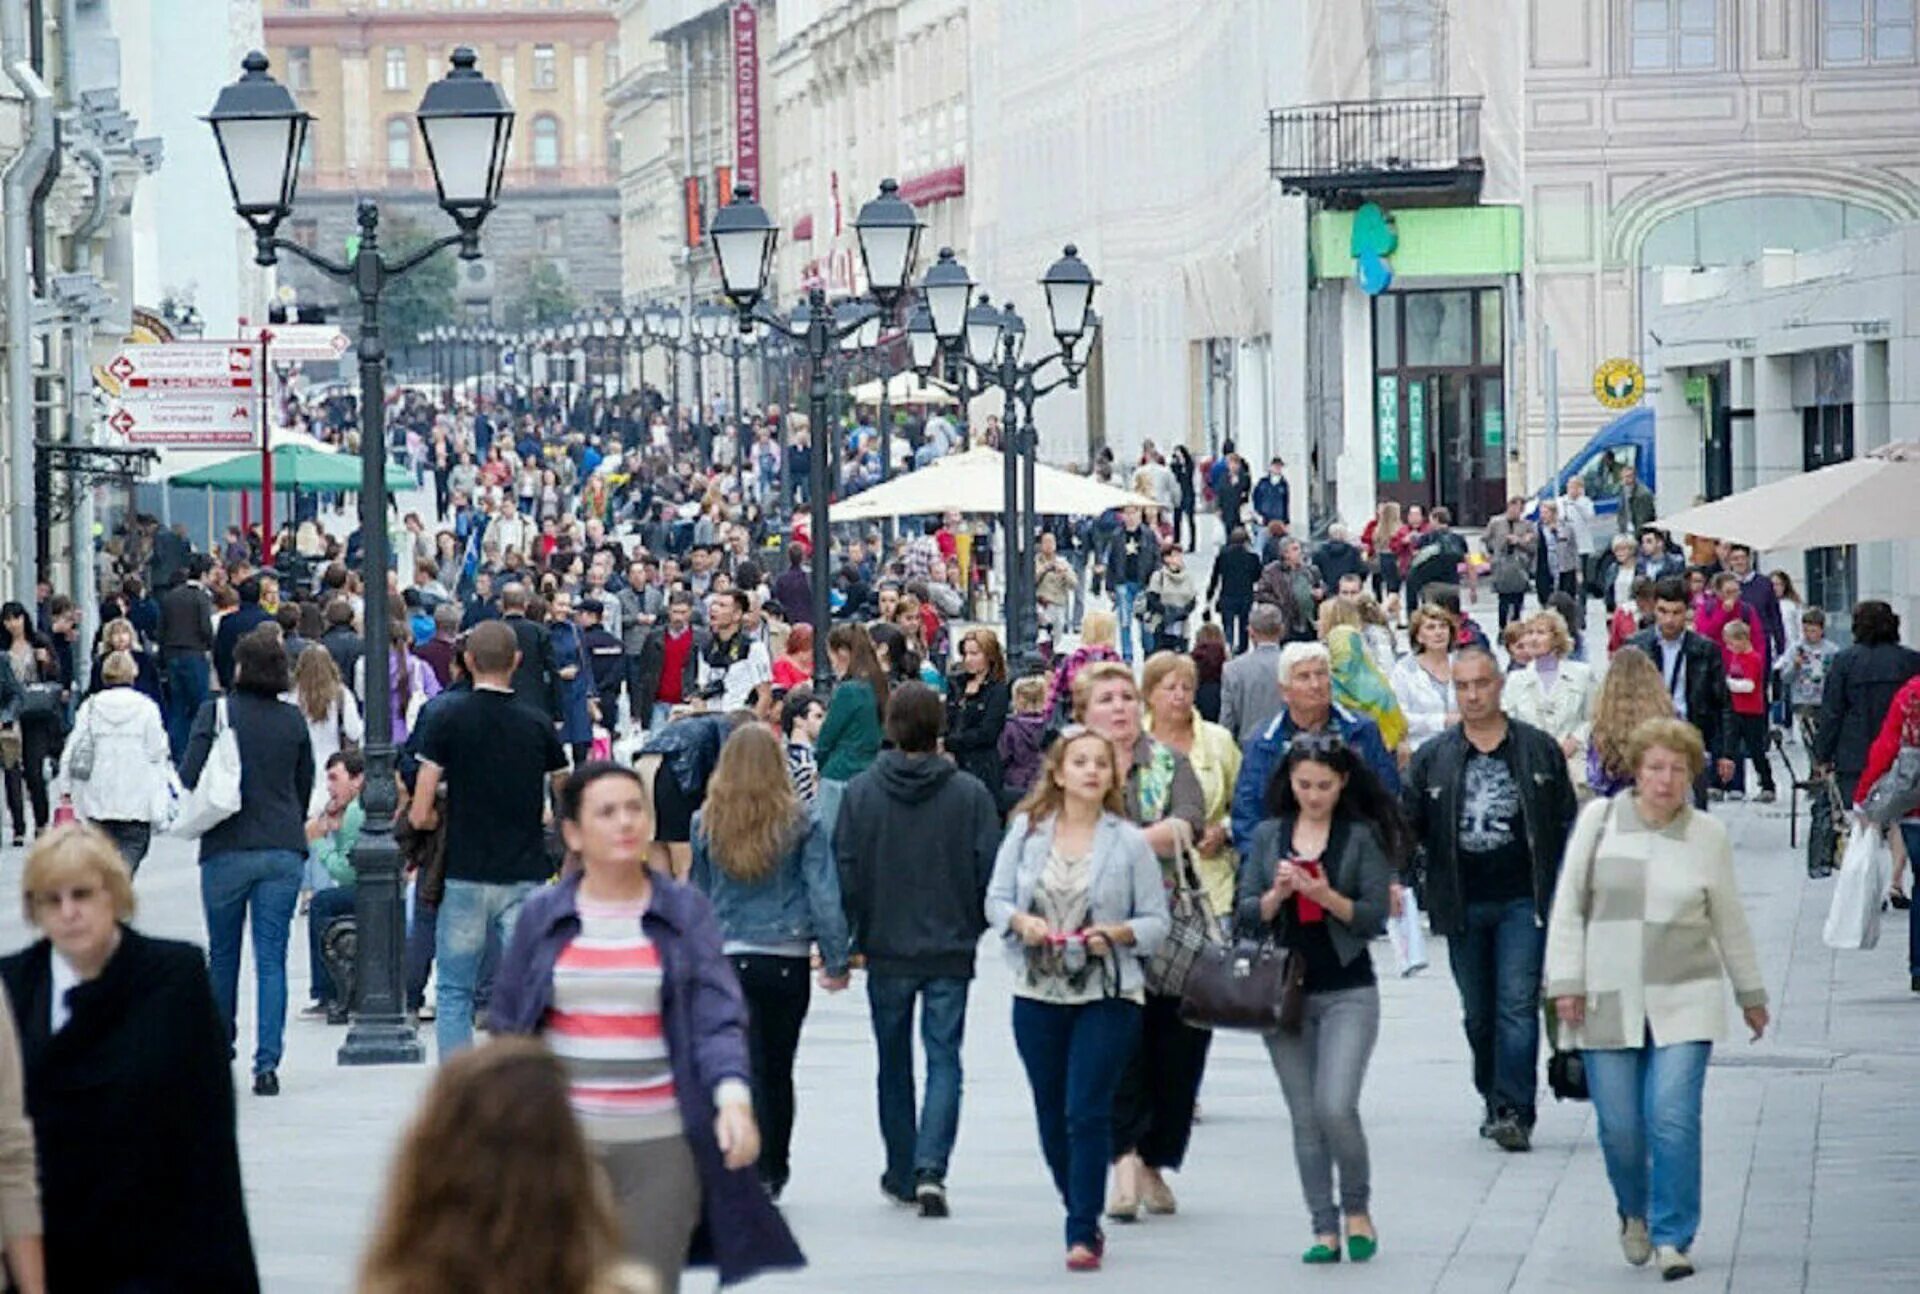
left=689, top=807, right=852, bottom=977
left=490, top=872, right=805, bottom=1285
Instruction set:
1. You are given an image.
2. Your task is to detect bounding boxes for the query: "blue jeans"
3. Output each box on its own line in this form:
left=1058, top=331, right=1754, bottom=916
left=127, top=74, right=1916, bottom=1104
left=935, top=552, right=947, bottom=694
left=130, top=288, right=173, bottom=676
left=435, top=878, right=536, bottom=1058
left=1445, top=897, right=1546, bottom=1123
left=1115, top=582, right=1141, bottom=661
left=307, top=884, right=356, bottom=1007
left=1012, top=997, right=1142, bottom=1247
left=164, top=653, right=210, bottom=763
left=201, top=848, right=303, bottom=1075
left=1584, top=1038, right=1712, bottom=1250
left=406, top=890, right=437, bottom=1013
left=867, top=972, right=970, bottom=1194
left=1904, top=825, right=1920, bottom=977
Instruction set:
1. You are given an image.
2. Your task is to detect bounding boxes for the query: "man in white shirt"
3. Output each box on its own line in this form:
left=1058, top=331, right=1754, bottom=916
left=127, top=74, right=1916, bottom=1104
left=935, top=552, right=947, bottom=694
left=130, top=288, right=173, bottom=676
left=488, top=497, right=533, bottom=558
left=697, top=588, right=772, bottom=715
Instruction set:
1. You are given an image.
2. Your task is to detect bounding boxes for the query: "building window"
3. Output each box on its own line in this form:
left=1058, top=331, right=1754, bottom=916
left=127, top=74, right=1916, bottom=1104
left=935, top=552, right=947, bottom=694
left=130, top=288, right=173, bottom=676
left=1374, top=0, right=1441, bottom=95
left=386, top=118, right=412, bottom=172
left=289, top=219, right=318, bottom=250
left=384, top=46, right=408, bottom=91
left=536, top=215, right=564, bottom=253
left=532, top=43, right=558, bottom=89
left=1628, top=0, right=1719, bottom=72
left=1823, top=0, right=1917, bottom=64
left=287, top=46, right=312, bottom=92
left=531, top=114, right=562, bottom=167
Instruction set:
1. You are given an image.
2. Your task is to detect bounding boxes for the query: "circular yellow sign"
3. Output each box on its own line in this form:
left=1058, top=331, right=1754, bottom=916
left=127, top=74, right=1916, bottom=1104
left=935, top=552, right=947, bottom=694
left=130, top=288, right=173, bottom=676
left=1593, top=358, right=1645, bottom=410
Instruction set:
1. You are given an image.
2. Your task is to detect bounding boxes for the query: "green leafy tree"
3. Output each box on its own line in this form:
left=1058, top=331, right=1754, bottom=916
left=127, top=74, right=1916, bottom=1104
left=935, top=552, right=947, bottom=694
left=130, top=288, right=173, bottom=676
left=508, top=257, right=578, bottom=328
left=375, top=214, right=459, bottom=342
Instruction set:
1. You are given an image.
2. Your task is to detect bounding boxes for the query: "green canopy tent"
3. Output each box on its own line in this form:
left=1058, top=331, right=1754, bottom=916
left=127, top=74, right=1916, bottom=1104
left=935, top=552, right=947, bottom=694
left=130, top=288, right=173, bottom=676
left=171, top=442, right=412, bottom=492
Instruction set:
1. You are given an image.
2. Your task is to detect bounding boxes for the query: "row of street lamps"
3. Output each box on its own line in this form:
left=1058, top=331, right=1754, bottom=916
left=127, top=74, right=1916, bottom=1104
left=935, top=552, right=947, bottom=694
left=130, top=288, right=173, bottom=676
left=202, top=44, right=1101, bottom=1064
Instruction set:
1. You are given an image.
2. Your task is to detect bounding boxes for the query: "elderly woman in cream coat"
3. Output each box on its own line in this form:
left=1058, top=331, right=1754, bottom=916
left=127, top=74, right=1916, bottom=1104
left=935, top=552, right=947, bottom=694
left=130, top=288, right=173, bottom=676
left=1545, top=716, right=1768, bottom=1284
left=1502, top=610, right=1593, bottom=789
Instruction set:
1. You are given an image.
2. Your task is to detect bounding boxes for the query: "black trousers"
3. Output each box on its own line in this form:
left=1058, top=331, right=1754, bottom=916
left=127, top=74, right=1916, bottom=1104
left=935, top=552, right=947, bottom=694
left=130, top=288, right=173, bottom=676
left=1496, top=591, right=1527, bottom=630
left=1219, top=601, right=1250, bottom=655
left=1111, top=990, right=1212, bottom=1170
left=3, top=719, right=56, bottom=839
left=732, top=953, right=813, bottom=1192
left=1727, top=713, right=1776, bottom=793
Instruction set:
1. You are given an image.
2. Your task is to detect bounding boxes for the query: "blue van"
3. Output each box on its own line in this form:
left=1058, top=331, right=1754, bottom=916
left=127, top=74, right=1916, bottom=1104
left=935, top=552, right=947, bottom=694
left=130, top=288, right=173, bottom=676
left=1536, top=406, right=1657, bottom=517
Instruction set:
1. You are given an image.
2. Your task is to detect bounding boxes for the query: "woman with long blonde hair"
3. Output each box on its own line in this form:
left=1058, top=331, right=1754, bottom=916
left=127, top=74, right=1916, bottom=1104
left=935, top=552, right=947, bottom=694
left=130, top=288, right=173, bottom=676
left=290, top=644, right=363, bottom=774
left=689, top=726, right=851, bottom=1201
left=357, top=1039, right=656, bottom=1294
left=1585, top=646, right=1674, bottom=797
left=987, top=728, right=1168, bottom=1271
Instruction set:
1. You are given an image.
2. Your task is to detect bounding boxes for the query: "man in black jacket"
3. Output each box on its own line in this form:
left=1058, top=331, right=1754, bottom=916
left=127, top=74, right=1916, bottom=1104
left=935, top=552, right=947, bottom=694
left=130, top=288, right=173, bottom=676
left=1206, top=526, right=1262, bottom=653
left=212, top=577, right=272, bottom=691
left=1630, top=577, right=1736, bottom=803
left=498, top=582, right=561, bottom=722
left=1403, top=646, right=1578, bottom=1153
left=1099, top=506, right=1160, bottom=664
left=157, top=554, right=216, bottom=761
left=319, top=599, right=364, bottom=686
left=631, top=592, right=707, bottom=731
left=834, top=682, right=1000, bottom=1218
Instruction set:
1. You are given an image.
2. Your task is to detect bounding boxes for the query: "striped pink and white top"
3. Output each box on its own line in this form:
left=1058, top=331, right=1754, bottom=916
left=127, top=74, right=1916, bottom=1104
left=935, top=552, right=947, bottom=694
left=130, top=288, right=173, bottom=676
left=544, top=897, right=684, bottom=1145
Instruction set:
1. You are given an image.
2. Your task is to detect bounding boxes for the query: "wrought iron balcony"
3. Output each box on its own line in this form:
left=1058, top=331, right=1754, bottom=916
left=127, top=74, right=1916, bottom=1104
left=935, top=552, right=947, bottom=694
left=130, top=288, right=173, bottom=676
left=1268, top=96, right=1483, bottom=201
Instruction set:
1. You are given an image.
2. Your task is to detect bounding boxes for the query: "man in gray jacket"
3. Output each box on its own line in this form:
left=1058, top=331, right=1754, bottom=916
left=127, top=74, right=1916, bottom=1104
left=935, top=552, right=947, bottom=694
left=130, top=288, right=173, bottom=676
left=1219, top=603, right=1286, bottom=745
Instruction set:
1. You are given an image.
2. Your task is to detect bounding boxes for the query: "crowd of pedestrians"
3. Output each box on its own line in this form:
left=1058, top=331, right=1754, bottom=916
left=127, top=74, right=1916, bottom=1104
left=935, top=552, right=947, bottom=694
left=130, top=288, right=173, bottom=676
left=3, top=388, right=1917, bottom=1290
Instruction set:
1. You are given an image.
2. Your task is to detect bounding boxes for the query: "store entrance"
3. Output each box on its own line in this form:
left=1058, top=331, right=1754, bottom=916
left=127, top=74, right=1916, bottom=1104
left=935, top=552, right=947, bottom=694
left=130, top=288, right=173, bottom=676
left=1372, top=288, right=1506, bottom=526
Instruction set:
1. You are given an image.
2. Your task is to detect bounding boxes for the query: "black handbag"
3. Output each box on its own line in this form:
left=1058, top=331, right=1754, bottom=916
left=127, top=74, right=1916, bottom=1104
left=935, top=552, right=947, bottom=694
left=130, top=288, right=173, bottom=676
left=17, top=682, right=61, bottom=721
left=1548, top=1047, right=1589, bottom=1103
left=1177, top=938, right=1297, bottom=1032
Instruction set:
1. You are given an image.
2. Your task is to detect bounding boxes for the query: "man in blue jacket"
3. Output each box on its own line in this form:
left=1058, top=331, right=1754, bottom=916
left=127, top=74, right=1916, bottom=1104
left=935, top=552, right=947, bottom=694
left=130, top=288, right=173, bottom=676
left=1231, top=641, right=1400, bottom=854
left=1251, top=456, right=1292, bottom=529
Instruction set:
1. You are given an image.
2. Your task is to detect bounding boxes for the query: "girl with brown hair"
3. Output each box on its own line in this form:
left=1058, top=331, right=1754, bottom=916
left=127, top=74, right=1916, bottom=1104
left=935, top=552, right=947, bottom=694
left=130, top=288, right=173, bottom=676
left=986, top=729, right=1169, bottom=1271
left=1585, top=645, right=1675, bottom=797
left=291, top=643, right=363, bottom=772
left=689, top=726, right=852, bottom=1201
left=357, top=1038, right=655, bottom=1294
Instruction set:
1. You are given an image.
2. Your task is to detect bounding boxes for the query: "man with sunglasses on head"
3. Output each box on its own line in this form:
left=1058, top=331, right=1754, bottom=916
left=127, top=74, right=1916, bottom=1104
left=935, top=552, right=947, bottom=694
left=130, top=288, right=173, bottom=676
left=1401, top=645, right=1578, bottom=1154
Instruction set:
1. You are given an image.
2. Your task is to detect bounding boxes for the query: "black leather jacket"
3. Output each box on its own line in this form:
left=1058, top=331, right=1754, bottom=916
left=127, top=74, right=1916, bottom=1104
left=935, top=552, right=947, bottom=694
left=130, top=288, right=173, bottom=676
left=1401, top=719, right=1579, bottom=937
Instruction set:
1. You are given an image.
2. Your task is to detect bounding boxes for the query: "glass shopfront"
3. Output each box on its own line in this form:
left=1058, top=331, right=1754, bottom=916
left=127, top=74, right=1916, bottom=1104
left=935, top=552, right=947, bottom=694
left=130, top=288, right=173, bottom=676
left=1372, top=287, right=1506, bottom=526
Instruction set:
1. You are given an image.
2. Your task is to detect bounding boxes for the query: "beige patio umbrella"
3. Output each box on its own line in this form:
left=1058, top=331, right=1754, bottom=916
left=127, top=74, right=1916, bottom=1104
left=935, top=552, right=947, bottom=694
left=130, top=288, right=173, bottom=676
left=1654, top=442, right=1920, bottom=550
left=849, top=372, right=958, bottom=406
left=829, top=446, right=1156, bottom=522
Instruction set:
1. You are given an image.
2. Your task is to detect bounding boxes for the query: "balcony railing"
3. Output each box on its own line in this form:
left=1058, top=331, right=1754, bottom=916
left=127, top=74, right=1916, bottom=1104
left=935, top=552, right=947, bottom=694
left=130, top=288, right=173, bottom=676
left=1268, top=96, right=1483, bottom=199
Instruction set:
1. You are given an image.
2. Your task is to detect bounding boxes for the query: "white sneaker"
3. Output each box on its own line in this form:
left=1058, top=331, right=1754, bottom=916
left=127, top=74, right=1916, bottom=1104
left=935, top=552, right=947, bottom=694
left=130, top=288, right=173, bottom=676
left=1620, top=1217, right=1652, bottom=1266
left=1655, top=1245, right=1695, bottom=1281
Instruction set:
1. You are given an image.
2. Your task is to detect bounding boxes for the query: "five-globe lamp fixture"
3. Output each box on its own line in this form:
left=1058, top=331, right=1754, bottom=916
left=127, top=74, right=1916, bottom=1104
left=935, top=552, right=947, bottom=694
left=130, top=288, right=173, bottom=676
left=205, top=45, right=516, bottom=1068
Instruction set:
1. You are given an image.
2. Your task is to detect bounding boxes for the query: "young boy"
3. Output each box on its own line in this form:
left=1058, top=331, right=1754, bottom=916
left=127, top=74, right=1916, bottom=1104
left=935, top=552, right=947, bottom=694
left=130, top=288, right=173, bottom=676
left=1721, top=619, right=1776, bottom=803
left=997, top=675, right=1053, bottom=813
left=1777, top=607, right=1841, bottom=747
left=779, top=686, right=825, bottom=805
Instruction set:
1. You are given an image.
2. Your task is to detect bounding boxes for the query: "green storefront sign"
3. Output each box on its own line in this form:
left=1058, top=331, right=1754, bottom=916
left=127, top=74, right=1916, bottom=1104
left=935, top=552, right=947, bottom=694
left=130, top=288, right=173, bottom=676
left=1484, top=406, right=1503, bottom=448
left=1377, top=376, right=1400, bottom=483
left=1407, top=380, right=1426, bottom=483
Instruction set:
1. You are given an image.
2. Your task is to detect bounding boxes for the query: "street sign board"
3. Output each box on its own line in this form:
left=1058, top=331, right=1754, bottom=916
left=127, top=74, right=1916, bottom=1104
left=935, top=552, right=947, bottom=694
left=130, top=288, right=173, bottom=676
left=105, top=341, right=257, bottom=391
left=106, top=396, right=255, bottom=447
left=262, top=324, right=350, bottom=363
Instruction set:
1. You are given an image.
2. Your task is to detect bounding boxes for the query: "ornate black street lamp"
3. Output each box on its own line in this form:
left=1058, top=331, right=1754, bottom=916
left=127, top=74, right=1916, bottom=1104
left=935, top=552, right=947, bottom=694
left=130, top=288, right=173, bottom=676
left=710, top=179, right=922, bottom=687
left=206, top=46, right=513, bottom=1066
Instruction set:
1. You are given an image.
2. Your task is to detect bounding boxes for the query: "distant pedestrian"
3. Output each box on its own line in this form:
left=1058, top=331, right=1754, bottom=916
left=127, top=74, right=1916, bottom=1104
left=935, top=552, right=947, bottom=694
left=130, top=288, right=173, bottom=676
left=945, top=629, right=1010, bottom=796
left=55, top=649, right=169, bottom=873
left=834, top=682, right=1001, bottom=1217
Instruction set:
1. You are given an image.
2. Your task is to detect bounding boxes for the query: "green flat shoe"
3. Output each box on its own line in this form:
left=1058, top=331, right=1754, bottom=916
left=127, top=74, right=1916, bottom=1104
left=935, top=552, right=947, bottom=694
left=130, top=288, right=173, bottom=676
left=1302, top=1242, right=1342, bottom=1264
left=1347, top=1233, right=1378, bottom=1263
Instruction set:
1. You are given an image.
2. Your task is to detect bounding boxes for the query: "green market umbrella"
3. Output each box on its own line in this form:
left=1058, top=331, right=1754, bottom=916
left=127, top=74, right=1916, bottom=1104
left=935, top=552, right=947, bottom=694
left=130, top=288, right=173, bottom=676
left=171, top=442, right=412, bottom=492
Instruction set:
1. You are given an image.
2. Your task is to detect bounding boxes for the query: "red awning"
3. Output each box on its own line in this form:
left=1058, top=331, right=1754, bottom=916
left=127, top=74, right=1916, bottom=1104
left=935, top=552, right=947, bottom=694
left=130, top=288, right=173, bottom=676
left=898, top=164, right=966, bottom=207
left=793, top=213, right=815, bottom=240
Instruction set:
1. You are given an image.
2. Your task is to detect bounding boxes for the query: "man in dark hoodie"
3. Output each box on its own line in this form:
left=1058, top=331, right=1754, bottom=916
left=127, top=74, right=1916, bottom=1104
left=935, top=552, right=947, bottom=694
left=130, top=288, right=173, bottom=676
left=834, top=681, right=1001, bottom=1219
left=212, top=577, right=272, bottom=691
left=1313, top=522, right=1369, bottom=590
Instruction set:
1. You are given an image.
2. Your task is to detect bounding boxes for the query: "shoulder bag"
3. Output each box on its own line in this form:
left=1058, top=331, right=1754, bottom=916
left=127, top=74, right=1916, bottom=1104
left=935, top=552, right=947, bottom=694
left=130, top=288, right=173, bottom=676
left=1547, top=801, right=1606, bottom=1103
left=66, top=701, right=97, bottom=782
left=172, top=699, right=244, bottom=839
left=1860, top=747, right=1920, bottom=828
left=1179, top=934, right=1300, bottom=1033
left=1142, top=821, right=1223, bottom=997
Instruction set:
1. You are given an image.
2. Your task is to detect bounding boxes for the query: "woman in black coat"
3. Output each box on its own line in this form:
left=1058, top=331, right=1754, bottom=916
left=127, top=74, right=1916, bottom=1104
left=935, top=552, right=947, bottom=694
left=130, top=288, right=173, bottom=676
left=1, top=826, right=259, bottom=1291
left=945, top=628, right=1010, bottom=800
left=1812, top=599, right=1920, bottom=801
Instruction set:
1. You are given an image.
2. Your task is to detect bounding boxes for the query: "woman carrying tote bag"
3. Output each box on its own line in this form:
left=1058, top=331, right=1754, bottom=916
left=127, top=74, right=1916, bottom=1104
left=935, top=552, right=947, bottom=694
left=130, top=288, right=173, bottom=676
left=1233, top=732, right=1403, bottom=1266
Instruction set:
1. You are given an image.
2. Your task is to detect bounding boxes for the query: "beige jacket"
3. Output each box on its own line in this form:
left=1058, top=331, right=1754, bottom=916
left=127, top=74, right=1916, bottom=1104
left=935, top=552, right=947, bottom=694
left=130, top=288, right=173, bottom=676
left=0, top=986, right=41, bottom=1248
left=1545, top=795, right=1768, bottom=1050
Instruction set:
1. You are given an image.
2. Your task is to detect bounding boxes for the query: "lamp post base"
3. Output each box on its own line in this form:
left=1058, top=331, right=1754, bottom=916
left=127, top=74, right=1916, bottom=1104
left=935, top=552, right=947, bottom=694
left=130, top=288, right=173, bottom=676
left=338, top=1019, right=427, bottom=1067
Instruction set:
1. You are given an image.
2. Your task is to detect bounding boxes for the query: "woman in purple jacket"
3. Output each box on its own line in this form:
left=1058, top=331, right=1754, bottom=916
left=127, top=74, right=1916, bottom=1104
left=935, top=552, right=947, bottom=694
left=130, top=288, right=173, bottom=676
left=490, top=763, right=804, bottom=1290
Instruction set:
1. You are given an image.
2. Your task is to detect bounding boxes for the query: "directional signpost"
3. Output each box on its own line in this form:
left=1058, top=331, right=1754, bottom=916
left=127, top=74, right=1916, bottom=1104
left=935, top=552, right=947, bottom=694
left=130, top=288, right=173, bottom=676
left=102, top=341, right=259, bottom=448
left=262, top=324, right=350, bottom=364
left=105, top=396, right=256, bottom=446
left=104, top=341, right=258, bottom=394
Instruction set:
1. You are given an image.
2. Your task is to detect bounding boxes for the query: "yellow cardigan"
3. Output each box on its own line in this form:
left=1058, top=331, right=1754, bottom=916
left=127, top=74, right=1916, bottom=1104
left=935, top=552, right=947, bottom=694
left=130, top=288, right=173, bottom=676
left=1146, top=714, right=1242, bottom=916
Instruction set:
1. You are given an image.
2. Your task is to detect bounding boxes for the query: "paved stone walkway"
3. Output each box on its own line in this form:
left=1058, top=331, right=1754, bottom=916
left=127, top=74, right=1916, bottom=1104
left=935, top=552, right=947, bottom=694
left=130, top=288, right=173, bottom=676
left=1, top=787, right=1913, bottom=1291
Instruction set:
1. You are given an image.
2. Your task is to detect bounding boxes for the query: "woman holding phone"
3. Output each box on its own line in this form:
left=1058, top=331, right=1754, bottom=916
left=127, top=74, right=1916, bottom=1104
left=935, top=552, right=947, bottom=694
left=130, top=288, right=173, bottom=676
left=1235, top=733, right=1403, bottom=1265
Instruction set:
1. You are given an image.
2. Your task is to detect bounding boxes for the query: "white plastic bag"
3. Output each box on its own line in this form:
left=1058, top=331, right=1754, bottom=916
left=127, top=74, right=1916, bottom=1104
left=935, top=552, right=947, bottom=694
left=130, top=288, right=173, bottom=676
left=1823, top=822, right=1891, bottom=951
left=1389, top=885, right=1430, bottom=977
left=172, top=700, right=243, bottom=840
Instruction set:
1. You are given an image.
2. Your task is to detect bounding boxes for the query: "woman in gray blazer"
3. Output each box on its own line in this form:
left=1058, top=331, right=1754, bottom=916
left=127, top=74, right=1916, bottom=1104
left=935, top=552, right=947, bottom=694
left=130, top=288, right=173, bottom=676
left=1236, top=733, right=1404, bottom=1266
left=986, top=727, right=1169, bottom=1273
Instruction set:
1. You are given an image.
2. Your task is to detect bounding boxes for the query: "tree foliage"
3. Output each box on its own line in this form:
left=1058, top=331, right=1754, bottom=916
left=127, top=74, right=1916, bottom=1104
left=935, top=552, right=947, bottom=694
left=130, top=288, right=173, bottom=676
left=375, top=214, right=460, bottom=344
left=508, top=257, right=578, bottom=328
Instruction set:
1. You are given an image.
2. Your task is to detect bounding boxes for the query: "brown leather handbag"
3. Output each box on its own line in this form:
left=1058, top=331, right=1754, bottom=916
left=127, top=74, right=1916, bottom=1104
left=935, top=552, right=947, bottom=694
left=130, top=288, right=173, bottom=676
left=1178, top=937, right=1299, bottom=1033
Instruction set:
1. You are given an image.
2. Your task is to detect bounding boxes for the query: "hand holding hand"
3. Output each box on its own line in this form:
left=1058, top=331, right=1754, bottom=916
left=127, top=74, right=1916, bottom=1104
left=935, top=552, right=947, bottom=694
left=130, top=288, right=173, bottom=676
left=817, top=971, right=850, bottom=993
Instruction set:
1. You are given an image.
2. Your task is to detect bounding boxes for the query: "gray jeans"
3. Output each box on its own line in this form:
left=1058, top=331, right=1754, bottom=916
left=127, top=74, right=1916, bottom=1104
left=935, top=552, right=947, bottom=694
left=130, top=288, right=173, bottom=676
left=1263, top=984, right=1380, bottom=1235
left=598, top=1134, right=703, bottom=1293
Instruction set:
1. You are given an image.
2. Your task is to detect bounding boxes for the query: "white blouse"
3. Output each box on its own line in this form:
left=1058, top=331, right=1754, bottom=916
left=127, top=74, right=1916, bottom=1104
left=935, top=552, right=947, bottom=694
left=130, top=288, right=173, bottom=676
left=1390, top=653, right=1456, bottom=752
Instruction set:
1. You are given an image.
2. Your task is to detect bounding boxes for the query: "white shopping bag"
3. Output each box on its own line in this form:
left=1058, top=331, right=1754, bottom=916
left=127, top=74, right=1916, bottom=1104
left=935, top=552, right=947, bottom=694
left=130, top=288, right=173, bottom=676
left=1389, top=885, right=1430, bottom=977
left=1823, top=822, right=1891, bottom=951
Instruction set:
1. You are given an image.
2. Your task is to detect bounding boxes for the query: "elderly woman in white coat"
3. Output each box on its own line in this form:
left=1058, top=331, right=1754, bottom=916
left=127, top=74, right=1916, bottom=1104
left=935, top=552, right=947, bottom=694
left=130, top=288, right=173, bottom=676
left=1502, top=610, right=1593, bottom=790
left=56, top=650, right=171, bottom=872
left=986, top=727, right=1169, bottom=1274
left=1545, top=717, right=1767, bottom=1283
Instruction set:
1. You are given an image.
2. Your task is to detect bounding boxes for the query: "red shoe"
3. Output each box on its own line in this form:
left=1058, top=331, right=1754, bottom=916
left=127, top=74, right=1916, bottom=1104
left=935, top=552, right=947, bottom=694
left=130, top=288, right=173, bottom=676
left=1066, top=1245, right=1102, bottom=1272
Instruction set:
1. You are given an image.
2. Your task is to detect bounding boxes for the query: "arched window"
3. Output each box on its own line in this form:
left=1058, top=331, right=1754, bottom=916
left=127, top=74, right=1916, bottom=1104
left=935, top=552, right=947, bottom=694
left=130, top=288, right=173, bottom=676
left=386, top=117, right=412, bottom=172
left=532, top=114, right=562, bottom=168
